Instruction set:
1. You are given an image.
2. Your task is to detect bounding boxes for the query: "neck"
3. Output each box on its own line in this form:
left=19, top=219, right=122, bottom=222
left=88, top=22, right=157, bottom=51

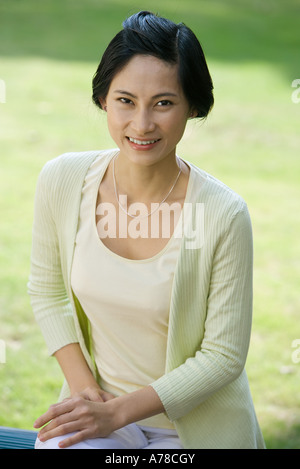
left=113, top=152, right=182, bottom=205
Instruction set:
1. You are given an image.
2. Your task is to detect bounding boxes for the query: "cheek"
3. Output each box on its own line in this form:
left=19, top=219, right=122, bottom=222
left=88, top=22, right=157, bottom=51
left=164, top=114, right=188, bottom=141
left=106, top=111, right=125, bottom=138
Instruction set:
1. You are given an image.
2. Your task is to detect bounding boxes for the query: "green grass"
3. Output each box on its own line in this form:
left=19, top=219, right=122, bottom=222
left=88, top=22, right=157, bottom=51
left=0, top=0, right=299, bottom=448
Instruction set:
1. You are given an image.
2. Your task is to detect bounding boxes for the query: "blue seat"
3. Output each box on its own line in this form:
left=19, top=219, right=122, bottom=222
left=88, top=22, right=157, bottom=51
left=0, top=426, right=38, bottom=449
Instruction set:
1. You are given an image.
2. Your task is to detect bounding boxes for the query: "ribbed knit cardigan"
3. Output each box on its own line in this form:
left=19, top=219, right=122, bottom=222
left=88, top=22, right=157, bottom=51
left=28, top=149, right=265, bottom=449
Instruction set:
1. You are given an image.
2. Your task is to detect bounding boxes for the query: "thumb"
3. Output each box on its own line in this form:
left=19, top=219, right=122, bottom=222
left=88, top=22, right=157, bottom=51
left=100, top=391, right=115, bottom=402
left=77, top=388, right=104, bottom=402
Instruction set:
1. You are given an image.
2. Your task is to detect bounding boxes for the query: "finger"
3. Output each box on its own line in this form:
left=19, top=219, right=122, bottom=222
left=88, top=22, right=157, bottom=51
left=37, top=397, right=88, bottom=441
left=58, top=430, right=91, bottom=449
left=34, top=399, right=74, bottom=429
left=101, top=391, right=115, bottom=402
left=37, top=411, right=71, bottom=439
left=79, top=389, right=104, bottom=402
left=38, top=420, right=80, bottom=444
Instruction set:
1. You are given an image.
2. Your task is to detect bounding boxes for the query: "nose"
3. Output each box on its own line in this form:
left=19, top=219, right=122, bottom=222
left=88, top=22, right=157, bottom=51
left=131, top=108, right=155, bottom=135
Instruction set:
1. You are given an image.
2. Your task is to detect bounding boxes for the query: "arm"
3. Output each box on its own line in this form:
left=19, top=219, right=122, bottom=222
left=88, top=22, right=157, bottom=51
left=34, top=343, right=164, bottom=447
left=31, top=162, right=165, bottom=446
left=34, top=205, right=253, bottom=446
left=53, top=343, right=113, bottom=402
left=54, top=344, right=96, bottom=394
left=151, top=204, right=254, bottom=421
left=28, top=162, right=79, bottom=355
left=34, top=377, right=164, bottom=448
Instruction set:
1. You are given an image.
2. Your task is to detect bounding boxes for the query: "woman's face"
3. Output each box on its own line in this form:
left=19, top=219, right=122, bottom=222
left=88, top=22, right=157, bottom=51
left=100, top=55, right=192, bottom=167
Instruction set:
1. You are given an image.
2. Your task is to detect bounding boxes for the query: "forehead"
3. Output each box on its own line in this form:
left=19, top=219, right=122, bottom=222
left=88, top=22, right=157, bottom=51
left=110, top=55, right=182, bottom=95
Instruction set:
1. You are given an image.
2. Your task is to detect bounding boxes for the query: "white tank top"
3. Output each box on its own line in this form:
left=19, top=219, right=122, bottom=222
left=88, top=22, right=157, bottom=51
left=71, top=154, right=194, bottom=428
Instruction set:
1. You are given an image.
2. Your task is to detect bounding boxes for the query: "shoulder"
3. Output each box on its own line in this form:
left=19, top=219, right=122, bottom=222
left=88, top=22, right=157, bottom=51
left=188, top=161, right=248, bottom=219
left=37, top=149, right=117, bottom=191
left=184, top=161, right=251, bottom=245
left=39, top=149, right=112, bottom=179
left=34, top=149, right=118, bottom=215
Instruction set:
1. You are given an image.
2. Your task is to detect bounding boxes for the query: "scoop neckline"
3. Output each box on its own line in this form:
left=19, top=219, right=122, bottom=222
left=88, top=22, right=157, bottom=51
left=89, top=151, right=195, bottom=263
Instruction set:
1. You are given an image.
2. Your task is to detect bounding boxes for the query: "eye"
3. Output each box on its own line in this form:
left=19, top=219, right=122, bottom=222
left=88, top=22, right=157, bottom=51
left=157, top=100, right=173, bottom=107
left=118, top=97, right=133, bottom=105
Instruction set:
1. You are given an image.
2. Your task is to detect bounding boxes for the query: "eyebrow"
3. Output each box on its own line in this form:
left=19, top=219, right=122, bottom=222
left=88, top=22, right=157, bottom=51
left=113, top=90, right=178, bottom=99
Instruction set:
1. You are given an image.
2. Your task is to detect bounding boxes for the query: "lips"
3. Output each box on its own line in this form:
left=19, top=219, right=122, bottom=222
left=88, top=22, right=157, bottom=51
left=127, top=137, right=160, bottom=146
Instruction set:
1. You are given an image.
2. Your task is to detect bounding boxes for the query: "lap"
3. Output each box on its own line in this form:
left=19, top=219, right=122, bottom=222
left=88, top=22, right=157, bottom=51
left=35, top=424, right=183, bottom=450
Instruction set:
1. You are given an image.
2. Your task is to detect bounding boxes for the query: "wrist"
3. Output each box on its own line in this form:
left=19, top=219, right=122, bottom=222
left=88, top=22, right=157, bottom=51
left=70, top=383, right=100, bottom=397
left=105, top=395, right=127, bottom=431
left=107, top=386, right=165, bottom=430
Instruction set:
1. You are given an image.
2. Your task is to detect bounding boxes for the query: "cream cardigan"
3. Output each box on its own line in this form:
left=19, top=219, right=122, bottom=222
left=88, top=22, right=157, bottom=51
left=28, top=149, right=265, bottom=449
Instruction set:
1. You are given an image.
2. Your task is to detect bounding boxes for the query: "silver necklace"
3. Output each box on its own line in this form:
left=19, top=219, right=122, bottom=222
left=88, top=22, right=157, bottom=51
left=112, top=155, right=182, bottom=219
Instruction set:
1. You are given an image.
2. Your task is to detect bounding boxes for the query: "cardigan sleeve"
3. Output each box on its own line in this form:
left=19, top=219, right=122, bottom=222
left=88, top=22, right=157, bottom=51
left=151, top=203, right=253, bottom=421
left=28, top=163, right=78, bottom=355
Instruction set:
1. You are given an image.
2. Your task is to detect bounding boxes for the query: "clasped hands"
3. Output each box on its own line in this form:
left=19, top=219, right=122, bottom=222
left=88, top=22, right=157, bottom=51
left=34, top=386, right=116, bottom=449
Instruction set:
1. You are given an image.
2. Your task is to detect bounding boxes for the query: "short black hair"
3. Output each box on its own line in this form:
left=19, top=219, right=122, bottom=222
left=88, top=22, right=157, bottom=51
left=92, top=11, right=214, bottom=119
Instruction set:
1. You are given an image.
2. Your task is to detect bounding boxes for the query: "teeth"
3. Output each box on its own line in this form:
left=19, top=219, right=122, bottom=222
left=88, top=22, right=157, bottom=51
left=128, top=137, right=159, bottom=145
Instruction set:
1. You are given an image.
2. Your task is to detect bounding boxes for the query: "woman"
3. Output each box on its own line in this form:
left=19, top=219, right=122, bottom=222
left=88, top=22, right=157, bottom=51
left=29, top=11, right=265, bottom=449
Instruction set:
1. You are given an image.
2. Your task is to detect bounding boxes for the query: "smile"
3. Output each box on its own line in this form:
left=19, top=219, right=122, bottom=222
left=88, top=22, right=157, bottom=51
left=128, top=137, right=160, bottom=145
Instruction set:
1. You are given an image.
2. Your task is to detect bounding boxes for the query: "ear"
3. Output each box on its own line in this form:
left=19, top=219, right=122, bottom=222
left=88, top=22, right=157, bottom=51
left=99, top=97, right=107, bottom=111
left=189, top=109, right=198, bottom=119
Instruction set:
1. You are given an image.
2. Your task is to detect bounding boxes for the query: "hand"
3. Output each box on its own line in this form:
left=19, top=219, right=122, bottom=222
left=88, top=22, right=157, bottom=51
left=72, top=385, right=115, bottom=403
left=34, top=395, right=117, bottom=448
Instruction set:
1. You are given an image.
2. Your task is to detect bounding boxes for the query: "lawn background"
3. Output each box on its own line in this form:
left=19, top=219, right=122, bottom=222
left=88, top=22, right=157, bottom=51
left=0, top=0, right=299, bottom=449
